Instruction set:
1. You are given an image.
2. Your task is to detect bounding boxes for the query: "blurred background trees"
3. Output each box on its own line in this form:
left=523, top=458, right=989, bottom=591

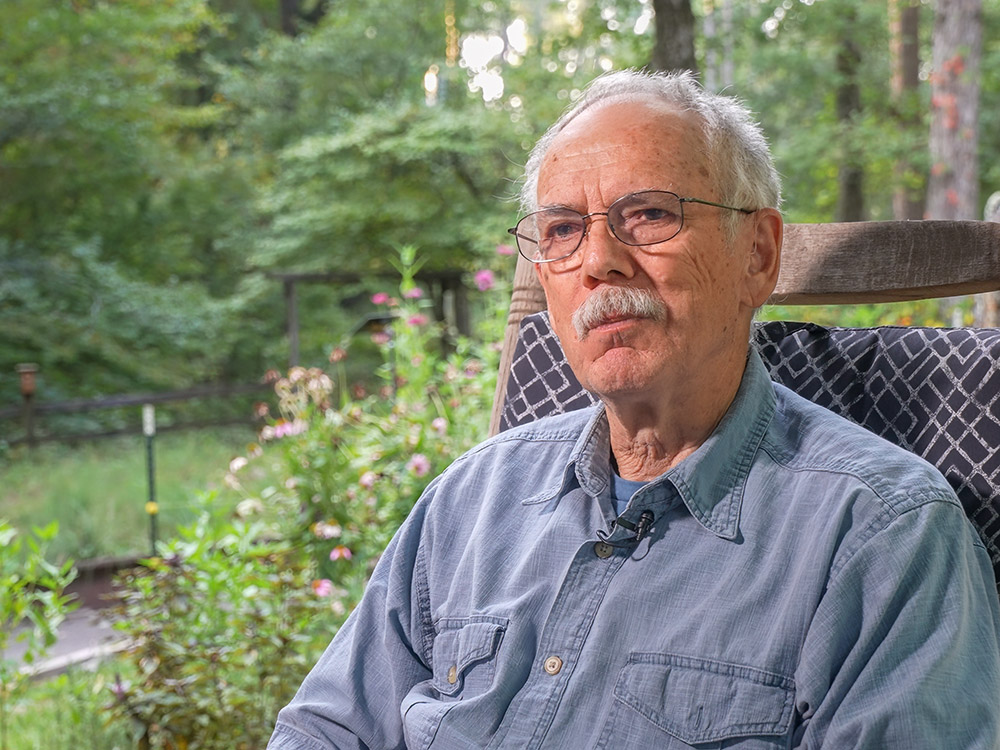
left=2, top=0, right=999, bottom=405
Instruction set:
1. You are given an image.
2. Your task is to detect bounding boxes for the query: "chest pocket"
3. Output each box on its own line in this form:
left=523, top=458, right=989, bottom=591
left=602, top=653, right=795, bottom=748
left=431, top=616, right=507, bottom=699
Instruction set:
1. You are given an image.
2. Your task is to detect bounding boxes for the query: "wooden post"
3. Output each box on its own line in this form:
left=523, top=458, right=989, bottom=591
left=15, top=363, right=39, bottom=448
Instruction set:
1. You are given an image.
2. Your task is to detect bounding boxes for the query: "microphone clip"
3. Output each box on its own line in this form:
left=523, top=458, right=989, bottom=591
left=597, top=509, right=655, bottom=548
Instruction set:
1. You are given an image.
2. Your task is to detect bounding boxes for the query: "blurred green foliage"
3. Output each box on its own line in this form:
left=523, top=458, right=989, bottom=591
left=108, top=509, right=332, bottom=750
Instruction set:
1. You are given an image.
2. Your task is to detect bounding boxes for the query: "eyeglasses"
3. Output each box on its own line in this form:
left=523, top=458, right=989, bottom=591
left=507, top=190, right=755, bottom=264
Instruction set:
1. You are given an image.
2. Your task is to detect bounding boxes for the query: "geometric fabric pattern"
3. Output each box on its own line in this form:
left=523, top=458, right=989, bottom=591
left=499, top=312, right=1000, bottom=590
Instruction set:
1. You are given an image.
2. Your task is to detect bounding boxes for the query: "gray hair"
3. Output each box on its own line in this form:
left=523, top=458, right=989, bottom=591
left=519, top=69, right=781, bottom=240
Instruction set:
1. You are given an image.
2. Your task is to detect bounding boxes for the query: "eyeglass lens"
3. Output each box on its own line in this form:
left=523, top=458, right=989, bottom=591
left=514, top=190, right=684, bottom=262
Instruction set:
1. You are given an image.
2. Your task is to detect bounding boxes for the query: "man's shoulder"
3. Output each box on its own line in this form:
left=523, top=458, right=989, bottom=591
left=420, top=406, right=599, bottom=501
left=460, top=406, right=599, bottom=462
left=764, top=382, right=961, bottom=514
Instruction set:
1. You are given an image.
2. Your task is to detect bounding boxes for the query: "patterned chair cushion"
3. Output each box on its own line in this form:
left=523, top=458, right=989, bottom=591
left=498, top=312, right=1000, bottom=587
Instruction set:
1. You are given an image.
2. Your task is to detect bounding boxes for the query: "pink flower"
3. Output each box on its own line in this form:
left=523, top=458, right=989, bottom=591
left=403, top=287, right=424, bottom=299
left=273, top=419, right=307, bottom=438
left=329, top=347, right=347, bottom=363
left=359, top=471, right=377, bottom=489
left=406, top=314, right=428, bottom=327
left=312, top=579, right=334, bottom=597
left=371, top=331, right=391, bottom=346
left=371, top=292, right=390, bottom=305
left=329, top=546, right=353, bottom=561
left=407, top=453, right=431, bottom=477
left=431, top=417, right=447, bottom=436
left=496, top=244, right=516, bottom=256
left=474, top=269, right=495, bottom=291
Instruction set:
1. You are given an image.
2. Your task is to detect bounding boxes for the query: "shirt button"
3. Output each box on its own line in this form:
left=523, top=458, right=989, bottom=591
left=447, top=665, right=457, bottom=684
left=594, top=541, right=614, bottom=559
left=543, top=655, right=563, bottom=675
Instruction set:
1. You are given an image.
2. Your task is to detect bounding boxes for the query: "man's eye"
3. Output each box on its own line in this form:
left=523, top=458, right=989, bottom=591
left=543, top=221, right=581, bottom=241
left=623, top=206, right=676, bottom=224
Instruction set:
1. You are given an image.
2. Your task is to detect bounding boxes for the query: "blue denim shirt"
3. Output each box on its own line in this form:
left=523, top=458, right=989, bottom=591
left=269, top=353, right=1000, bottom=749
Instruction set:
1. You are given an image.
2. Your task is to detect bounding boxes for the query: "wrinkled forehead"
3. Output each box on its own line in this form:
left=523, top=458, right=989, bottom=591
left=536, top=99, right=714, bottom=205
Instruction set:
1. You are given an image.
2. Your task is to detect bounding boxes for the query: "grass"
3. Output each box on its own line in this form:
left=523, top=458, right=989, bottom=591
left=1, top=667, right=135, bottom=749
left=0, top=426, right=274, bottom=563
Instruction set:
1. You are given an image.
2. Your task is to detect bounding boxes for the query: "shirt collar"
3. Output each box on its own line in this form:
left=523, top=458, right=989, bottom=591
left=561, top=350, right=776, bottom=540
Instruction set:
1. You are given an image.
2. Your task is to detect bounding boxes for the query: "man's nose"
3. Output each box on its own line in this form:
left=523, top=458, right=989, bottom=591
left=579, top=214, right=636, bottom=283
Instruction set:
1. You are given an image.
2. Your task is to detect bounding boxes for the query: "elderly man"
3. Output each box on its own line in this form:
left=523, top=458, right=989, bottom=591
left=268, top=70, right=1000, bottom=749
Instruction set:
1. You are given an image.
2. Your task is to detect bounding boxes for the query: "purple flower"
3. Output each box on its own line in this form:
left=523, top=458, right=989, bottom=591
left=110, top=675, right=129, bottom=701
left=330, top=546, right=353, bottom=561
left=407, top=453, right=431, bottom=477
left=312, top=579, right=334, bottom=596
left=474, top=269, right=495, bottom=291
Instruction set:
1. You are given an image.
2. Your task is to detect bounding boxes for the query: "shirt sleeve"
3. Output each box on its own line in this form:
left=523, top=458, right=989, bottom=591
left=793, top=496, right=1000, bottom=749
left=267, top=479, right=440, bottom=750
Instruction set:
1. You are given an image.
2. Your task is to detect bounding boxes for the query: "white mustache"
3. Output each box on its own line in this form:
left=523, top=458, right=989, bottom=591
left=571, top=287, right=666, bottom=340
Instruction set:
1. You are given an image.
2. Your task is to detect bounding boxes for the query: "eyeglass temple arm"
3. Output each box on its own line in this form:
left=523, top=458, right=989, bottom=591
left=681, top=198, right=756, bottom=214
left=507, top=227, right=539, bottom=245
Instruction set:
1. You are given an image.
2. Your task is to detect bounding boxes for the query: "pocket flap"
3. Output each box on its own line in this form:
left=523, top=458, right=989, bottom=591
left=614, top=653, right=795, bottom=744
left=432, top=617, right=506, bottom=696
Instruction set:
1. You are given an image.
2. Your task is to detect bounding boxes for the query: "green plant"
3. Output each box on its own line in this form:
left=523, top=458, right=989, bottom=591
left=0, top=520, right=77, bottom=750
left=104, top=247, right=506, bottom=747
left=227, top=247, right=503, bottom=615
left=107, top=502, right=332, bottom=750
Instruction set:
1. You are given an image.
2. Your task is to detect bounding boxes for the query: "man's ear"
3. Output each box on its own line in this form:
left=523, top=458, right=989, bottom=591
left=742, top=208, right=782, bottom=309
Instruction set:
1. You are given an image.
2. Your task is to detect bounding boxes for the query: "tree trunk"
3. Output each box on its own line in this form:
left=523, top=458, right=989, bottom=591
left=702, top=0, right=734, bottom=92
left=888, top=0, right=924, bottom=219
left=651, top=0, right=698, bottom=75
left=926, top=0, right=981, bottom=220
left=279, top=0, right=328, bottom=36
left=974, top=192, right=1000, bottom=326
left=835, top=10, right=865, bottom=222
left=279, top=0, right=299, bottom=36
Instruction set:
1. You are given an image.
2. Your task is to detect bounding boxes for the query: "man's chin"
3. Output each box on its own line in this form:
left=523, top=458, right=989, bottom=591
left=574, top=347, right=662, bottom=397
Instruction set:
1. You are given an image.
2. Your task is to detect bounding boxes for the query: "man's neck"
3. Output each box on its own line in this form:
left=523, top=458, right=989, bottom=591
left=604, top=353, right=748, bottom=481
